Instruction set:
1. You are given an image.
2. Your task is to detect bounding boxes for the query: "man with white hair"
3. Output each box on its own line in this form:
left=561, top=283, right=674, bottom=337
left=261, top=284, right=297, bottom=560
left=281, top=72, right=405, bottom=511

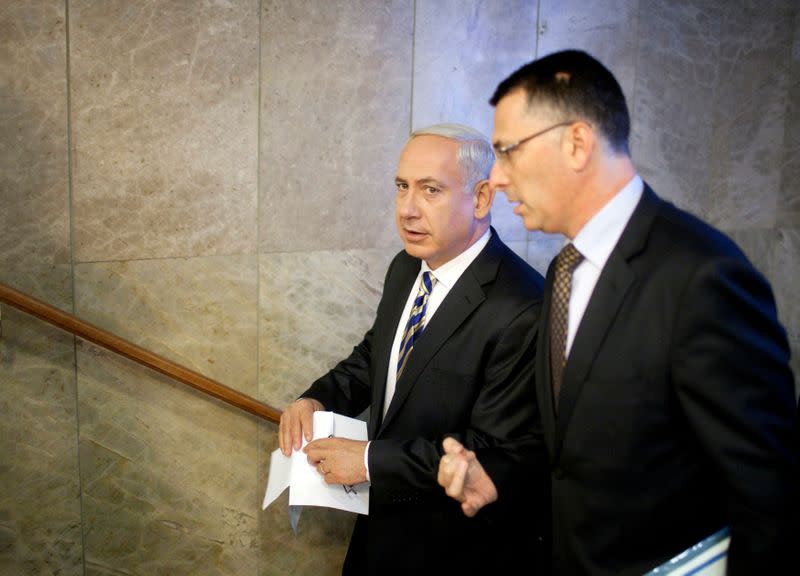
left=279, top=123, right=548, bottom=575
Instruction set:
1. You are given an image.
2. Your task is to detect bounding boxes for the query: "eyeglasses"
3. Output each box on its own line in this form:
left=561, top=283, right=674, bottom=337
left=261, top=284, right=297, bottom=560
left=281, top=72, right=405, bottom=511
left=493, top=121, right=575, bottom=160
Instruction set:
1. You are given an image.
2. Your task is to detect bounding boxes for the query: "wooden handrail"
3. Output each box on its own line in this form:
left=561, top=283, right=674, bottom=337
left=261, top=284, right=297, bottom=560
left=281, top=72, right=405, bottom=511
left=0, top=282, right=282, bottom=424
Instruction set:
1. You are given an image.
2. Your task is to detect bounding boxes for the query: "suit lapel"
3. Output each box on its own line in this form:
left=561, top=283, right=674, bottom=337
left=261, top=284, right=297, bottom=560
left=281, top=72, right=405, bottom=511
left=552, top=187, right=661, bottom=459
left=552, top=250, right=635, bottom=457
left=369, top=255, right=420, bottom=437
left=379, top=231, right=503, bottom=433
left=538, top=260, right=558, bottom=458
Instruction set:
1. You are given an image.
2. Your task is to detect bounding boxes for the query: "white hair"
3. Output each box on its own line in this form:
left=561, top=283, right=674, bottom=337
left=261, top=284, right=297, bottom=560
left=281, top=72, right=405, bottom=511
left=409, top=123, right=495, bottom=193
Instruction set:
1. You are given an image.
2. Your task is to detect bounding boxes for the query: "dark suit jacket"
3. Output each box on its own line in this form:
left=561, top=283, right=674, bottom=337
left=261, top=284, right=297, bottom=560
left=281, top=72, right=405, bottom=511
left=303, top=229, right=547, bottom=576
left=538, top=187, right=797, bottom=575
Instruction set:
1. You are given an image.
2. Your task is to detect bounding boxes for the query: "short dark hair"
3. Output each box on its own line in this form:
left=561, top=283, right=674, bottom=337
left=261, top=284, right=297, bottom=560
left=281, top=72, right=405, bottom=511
left=490, top=50, right=631, bottom=154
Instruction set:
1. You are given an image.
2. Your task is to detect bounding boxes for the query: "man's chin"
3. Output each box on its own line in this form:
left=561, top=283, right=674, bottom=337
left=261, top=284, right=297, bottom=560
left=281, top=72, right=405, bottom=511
left=402, top=243, right=430, bottom=261
left=521, top=215, right=546, bottom=232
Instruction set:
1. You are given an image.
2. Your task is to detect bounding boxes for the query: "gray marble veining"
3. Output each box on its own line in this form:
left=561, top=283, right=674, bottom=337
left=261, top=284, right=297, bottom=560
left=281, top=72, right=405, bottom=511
left=0, top=308, right=82, bottom=575
left=259, top=0, right=413, bottom=253
left=69, top=0, right=259, bottom=262
left=413, top=0, right=537, bottom=244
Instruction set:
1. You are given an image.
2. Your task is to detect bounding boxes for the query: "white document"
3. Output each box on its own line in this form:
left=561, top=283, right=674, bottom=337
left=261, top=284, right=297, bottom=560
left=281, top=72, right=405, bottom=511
left=262, top=411, right=369, bottom=517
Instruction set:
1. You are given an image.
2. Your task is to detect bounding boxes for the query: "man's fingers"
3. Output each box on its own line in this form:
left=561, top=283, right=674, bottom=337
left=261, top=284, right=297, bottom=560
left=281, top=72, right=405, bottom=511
left=279, top=399, right=319, bottom=455
left=442, top=436, right=465, bottom=455
left=462, top=501, right=479, bottom=518
left=278, top=414, right=292, bottom=456
left=437, top=451, right=463, bottom=487
left=443, top=458, right=469, bottom=501
left=304, top=444, right=320, bottom=464
left=299, top=398, right=323, bottom=443
left=300, top=402, right=315, bottom=443
left=292, top=414, right=305, bottom=451
left=304, top=440, right=331, bottom=465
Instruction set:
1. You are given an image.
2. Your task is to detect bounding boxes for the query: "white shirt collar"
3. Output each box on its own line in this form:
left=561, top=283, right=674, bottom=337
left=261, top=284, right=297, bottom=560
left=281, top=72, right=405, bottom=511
left=421, top=228, right=492, bottom=289
left=571, top=175, right=644, bottom=270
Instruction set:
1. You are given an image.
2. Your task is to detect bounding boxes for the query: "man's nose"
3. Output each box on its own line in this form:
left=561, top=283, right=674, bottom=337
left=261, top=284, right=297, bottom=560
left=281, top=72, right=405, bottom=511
left=396, top=189, right=419, bottom=217
left=489, top=162, right=510, bottom=194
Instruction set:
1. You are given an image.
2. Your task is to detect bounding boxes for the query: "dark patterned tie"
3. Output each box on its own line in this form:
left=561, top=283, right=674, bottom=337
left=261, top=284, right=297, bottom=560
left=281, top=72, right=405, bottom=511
left=397, top=271, right=436, bottom=378
left=550, top=243, right=584, bottom=412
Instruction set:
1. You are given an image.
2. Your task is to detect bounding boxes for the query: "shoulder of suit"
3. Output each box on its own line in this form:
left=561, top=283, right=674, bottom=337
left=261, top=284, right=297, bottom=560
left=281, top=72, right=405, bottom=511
left=384, top=248, right=420, bottom=281
left=649, top=196, right=748, bottom=264
left=484, top=239, right=545, bottom=299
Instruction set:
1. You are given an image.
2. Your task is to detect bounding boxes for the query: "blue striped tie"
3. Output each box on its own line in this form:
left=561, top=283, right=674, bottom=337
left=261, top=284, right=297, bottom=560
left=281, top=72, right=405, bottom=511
left=397, top=271, right=436, bottom=378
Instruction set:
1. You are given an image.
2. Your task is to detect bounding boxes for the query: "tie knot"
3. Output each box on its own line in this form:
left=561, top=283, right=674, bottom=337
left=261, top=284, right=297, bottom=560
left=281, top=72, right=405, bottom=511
left=421, top=271, right=436, bottom=294
left=557, top=243, right=584, bottom=275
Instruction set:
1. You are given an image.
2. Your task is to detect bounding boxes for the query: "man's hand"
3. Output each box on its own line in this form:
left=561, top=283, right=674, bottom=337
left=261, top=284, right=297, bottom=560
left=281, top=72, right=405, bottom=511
left=438, top=436, right=498, bottom=517
left=278, top=397, right=325, bottom=456
left=304, top=437, right=368, bottom=486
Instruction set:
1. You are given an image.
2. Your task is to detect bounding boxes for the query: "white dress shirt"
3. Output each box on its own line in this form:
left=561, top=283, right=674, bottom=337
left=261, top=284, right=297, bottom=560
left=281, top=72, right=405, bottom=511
left=566, top=175, right=644, bottom=356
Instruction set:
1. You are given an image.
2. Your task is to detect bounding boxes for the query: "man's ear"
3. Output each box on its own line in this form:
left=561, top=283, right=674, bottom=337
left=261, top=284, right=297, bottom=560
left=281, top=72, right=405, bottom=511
left=563, top=121, right=594, bottom=172
left=473, top=179, right=495, bottom=219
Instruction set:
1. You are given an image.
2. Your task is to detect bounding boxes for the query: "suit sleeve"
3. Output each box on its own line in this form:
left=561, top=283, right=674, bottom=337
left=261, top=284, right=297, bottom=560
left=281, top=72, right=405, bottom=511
left=467, top=303, right=544, bottom=494
left=670, top=256, right=798, bottom=574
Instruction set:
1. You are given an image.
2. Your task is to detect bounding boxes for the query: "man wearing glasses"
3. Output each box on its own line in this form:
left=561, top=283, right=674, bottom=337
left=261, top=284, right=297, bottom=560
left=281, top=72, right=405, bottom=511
left=439, top=50, right=797, bottom=575
left=280, top=123, right=548, bottom=575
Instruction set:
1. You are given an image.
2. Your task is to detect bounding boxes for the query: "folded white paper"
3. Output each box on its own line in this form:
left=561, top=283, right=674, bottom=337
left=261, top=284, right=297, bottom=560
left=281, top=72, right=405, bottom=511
left=263, top=411, right=369, bottom=517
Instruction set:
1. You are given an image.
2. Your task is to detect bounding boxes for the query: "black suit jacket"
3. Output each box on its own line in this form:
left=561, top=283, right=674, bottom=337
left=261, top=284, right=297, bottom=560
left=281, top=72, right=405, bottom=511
left=538, top=187, right=797, bottom=575
left=304, top=229, right=547, bottom=575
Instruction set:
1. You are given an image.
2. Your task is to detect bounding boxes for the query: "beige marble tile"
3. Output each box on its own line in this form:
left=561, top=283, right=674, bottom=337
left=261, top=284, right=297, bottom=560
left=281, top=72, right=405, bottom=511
left=412, top=0, right=537, bottom=137
left=77, top=342, right=258, bottom=576
left=0, top=0, right=71, bottom=308
left=727, top=228, right=775, bottom=280
left=69, top=0, right=259, bottom=262
left=486, top=193, right=530, bottom=244
left=0, top=3, right=78, bottom=573
left=413, top=0, right=537, bottom=244
left=777, top=7, right=800, bottom=227
left=505, top=240, right=528, bottom=263
left=538, top=0, right=639, bottom=102
left=707, top=0, right=795, bottom=230
left=258, top=248, right=396, bottom=409
left=259, top=0, right=413, bottom=253
left=527, top=231, right=565, bottom=279
left=0, top=307, right=82, bottom=575
left=74, top=255, right=259, bottom=396
left=73, top=255, right=260, bottom=574
left=631, top=0, right=722, bottom=219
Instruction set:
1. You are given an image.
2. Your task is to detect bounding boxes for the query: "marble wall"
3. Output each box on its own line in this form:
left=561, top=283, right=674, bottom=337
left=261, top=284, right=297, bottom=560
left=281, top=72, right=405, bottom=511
left=1, top=1, right=798, bottom=574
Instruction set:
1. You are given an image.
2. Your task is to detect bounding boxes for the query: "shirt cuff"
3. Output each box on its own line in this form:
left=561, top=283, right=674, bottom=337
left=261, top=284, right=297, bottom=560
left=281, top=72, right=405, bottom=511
left=364, top=441, right=371, bottom=482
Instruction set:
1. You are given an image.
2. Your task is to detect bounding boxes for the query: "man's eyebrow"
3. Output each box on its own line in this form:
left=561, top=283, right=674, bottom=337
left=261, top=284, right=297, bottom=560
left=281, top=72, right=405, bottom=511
left=418, top=177, right=445, bottom=187
left=394, top=176, right=445, bottom=187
